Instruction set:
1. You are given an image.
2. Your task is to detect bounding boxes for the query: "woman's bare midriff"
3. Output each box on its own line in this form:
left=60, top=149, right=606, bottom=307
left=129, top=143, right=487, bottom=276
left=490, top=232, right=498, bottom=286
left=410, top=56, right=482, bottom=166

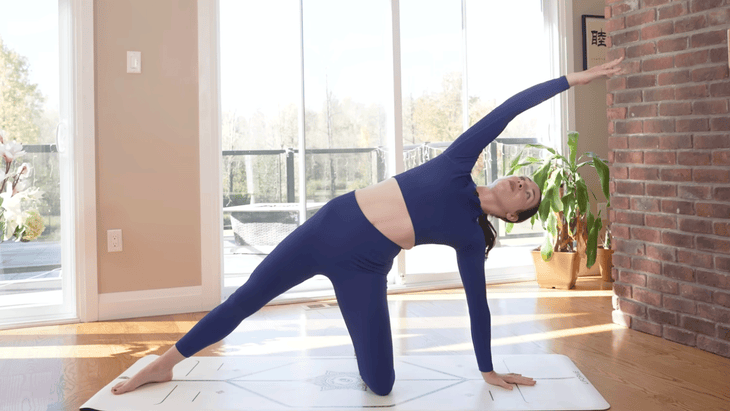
left=354, top=178, right=416, bottom=250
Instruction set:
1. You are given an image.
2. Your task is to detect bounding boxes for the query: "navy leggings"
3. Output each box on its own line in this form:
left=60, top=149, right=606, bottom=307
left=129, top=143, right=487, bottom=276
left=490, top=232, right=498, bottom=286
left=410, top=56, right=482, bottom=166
left=176, top=191, right=402, bottom=396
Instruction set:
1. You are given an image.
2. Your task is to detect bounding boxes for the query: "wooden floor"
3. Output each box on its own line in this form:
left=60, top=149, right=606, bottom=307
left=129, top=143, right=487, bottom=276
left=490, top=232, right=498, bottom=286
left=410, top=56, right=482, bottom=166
left=1, top=277, right=729, bottom=410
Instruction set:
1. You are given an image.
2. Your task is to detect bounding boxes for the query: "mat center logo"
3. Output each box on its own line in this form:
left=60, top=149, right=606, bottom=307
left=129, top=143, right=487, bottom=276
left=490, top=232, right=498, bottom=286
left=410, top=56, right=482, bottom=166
left=309, top=370, right=367, bottom=391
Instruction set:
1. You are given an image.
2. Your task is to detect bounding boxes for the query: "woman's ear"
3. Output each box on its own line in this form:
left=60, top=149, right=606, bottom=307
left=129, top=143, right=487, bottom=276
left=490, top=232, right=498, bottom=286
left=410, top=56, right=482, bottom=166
left=505, top=212, right=519, bottom=223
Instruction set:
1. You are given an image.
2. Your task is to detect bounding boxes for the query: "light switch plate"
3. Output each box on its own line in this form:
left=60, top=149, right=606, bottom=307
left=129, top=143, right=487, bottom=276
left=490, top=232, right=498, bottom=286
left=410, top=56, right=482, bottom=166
left=127, top=51, right=141, bottom=74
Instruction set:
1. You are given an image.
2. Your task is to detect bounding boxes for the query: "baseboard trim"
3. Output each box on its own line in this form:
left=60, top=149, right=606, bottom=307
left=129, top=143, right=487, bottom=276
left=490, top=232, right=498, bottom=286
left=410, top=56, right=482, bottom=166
left=98, top=286, right=205, bottom=321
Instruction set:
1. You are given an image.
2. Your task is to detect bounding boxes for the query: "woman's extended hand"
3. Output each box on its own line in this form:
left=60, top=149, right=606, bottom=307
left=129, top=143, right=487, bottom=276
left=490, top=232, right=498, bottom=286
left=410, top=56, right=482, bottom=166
left=481, top=370, right=536, bottom=390
left=566, top=56, right=625, bottom=86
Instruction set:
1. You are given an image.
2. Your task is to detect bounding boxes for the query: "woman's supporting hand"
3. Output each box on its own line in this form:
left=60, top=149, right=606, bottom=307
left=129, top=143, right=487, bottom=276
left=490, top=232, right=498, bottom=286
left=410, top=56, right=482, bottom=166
left=566, top=56, right=625, bottom=86
left=481, top=370, right=537, bottom=390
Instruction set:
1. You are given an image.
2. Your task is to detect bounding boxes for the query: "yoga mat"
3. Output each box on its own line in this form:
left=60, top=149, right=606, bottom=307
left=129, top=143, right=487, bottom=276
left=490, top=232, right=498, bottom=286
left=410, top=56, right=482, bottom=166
left=81, top=354, right=610, bottom=410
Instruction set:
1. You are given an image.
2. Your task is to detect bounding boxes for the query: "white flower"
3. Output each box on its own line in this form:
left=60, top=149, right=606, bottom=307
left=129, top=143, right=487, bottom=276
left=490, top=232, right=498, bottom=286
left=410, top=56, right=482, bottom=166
left=0, top=188, right=23, bottom=241
left=3, top=141, right=25, bottom=162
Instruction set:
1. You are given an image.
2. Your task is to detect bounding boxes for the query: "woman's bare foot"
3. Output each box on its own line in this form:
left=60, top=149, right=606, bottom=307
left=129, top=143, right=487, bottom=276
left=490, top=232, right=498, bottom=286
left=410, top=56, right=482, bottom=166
left=111, top=361, right=174, bottom=395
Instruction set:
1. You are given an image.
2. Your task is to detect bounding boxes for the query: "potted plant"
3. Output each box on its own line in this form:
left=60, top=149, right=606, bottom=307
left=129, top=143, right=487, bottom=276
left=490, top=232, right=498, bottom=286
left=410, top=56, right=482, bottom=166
left=598, top=225, right=614, bottom=282
left=506, top=131, right=610, bottom=289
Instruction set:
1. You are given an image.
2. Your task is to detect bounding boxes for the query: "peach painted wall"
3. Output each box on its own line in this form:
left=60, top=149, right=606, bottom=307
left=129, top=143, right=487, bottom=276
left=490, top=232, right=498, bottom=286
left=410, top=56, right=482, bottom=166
left=95, top=0, right=201, bottom=293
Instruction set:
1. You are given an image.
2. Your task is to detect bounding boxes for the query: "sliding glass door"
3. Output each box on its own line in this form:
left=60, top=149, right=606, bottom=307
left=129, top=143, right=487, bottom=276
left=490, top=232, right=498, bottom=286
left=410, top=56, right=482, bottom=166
left=0, top=0, right=77, bottom=326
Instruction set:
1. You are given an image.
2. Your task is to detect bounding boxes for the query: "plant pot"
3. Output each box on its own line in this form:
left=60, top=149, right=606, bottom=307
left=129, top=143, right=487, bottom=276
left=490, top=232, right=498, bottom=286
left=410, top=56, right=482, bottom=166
left=577, top=249, right=601, bottom=277
left=531, top=249, right=580, bottom=290
left=597, top=248, right=614, bottom=282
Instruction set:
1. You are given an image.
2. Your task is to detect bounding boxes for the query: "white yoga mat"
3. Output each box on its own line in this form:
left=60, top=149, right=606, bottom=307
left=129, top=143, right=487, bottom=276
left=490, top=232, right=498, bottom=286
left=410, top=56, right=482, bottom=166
left=81, top=354, right=610, bottom=410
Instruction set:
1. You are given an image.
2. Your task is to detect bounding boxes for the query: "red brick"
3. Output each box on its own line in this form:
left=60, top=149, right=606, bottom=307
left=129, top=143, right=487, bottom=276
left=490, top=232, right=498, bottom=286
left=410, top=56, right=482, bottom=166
left=619, top=297, right=647, bottom=317
left=680, top=283, right=714, bottom=303
left=644, top=0, right=670, bottom=6
left=675, top=50, right=709, bottom=67
left=715, top=221, right=730, bottom=237
left=627, top=9, right=655, bottom=27
left=607, top=76, right=626, bottom=92
left=642, top=21, right=674, bottom=40
left=696, top=202, right=730, bottom=219
left=691, top=29, right=729, bottom=48
left=605, top=6, right=613, bottom=19
left=658, top=3, right=687, bottom=20
left=677, top=250, right=714, bottom=269
left=628, top=104, right=657, bottom=118
left=675, top=15, right=707, bottom=33
left=711, top=46, right=729, bottom=64
left=607, top=48, right=626, bottom=62
left=690, top=0, right=725, bottom=13
left=692, top=100, right=728, bottom=115
left=659, top=135, right=692, bottom=150
left=614, top=252, right=632, bottom=269
left=664, top=295, right=697, bottom=314
left=694, top=134, right=730, bottom=149
left=633, top=318, right=663, bottom=336
left=694, top=168, right=730, bottom=183
left=612, top=3, right=635, bottom=16
left=628, top=74, right=656, bottom=89
left=644, top=87, right=675, bottom=102
left=710, top=82, right=730, bottom=97
left=644, top=152, right=676, bottom=165
left=647, top=274, right=679, bottom=294
left=615, top=238, right=646, bottom=255
left=697, top=270, right=730, bottom=290
left=643, top=119, right=675, bottom=134
left=646, top=214, right=676, bottom=229
left=628, top=136, right=660, bottom=149
left=660, top=168, right=692, bottom=182
left=657, top=36, right=689, bottom=53
left=615, top=151, right=643, bottom=164
left=658, top=102, right=690, bottom=117
left=663, top=263, right=696, bottom=282
left=697, top=335, right=730, bottom=357
left=698, top=302, right=730, bottom=324
left=634, top=286, right=663, bottom=306
left=714, top=151, right=730, bottom=166
left=716, top=290, right=730, bottom=308
left=607, top=107, right=627, bottom=120
left=648, top=307, right=679, bottom=325
left=678, top=151, right=712, bottom=166
left=629, top=167, right=660, bottom=181
left=615, top=90, right=643, bottom=104
left=663, top=325, right=697, bottom=346
left=632, top=227, right=662, bottom=243
left=717, top=325, right=730, bottom=342
left=658, top=70, right=691, bottom=86
left=707, top=7, right=730, bottom=25
left=691, top=66, right=730, bottom=83
left=716, top=187, right=730, bottom=201
left=612, top=30, right=640, bottom=46
left=627, top=43, right=656, bottom=59
left=681, top=315, right=716, bottom=336
left=615, top=182, right=644, bottom=197
left=611, top=166, right=629, bottom=179
left=676, top=118, right=709, bottom=132
left=675, top=84, right=709, bottom=100
left=713, top=223, right=730, bottom=237
left=697, top=236, right=730, bottom=254
left=646, top=182, right=676, bottom=197
left=621, top=270, right=649, bottom=287
left=679, top=184, right=712, bottom=200
left=616, top=119, right=643, bottom=135
left=679, top=218, right=714, bottom=234
left=613, top=282, right=632, bottom=299
left=710, top=117, right=730, bottom=131
left=606, top=17, right=625, bottom=32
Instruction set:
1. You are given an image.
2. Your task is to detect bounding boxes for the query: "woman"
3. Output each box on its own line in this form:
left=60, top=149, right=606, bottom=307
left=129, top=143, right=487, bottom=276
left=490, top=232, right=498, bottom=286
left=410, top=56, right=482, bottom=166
left=112, top=58, right=623, bottom=396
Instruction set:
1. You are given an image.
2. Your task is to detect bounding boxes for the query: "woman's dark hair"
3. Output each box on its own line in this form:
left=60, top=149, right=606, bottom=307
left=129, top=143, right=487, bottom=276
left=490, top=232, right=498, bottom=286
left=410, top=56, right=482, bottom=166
left=478, top=189, right=542, bottom=258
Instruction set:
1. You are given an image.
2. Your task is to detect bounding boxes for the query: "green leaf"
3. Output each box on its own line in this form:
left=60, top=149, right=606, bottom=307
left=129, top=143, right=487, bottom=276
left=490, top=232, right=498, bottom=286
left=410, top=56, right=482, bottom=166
left=506, top=221, right=514, bottom=234
left=585, top=212, right=602, bottom=268
left=593, top=156, right=611, bottom=206
left=533, top=160, right=552, bottom=193
left=576, top=175, right=589, bottom=215
left=541, top=233, right=554, bottom=261
left=568, top=132, right=578, bottom=167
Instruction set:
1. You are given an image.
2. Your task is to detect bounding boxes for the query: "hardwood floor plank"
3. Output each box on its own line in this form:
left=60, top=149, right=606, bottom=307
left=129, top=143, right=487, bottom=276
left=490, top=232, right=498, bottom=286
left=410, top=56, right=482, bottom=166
left=0, top=277, right=728, bottom=410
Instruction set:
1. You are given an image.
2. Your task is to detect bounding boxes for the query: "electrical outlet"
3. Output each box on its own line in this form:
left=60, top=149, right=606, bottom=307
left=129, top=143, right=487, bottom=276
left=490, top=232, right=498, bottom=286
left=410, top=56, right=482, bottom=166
left=108, top=229, right=123, bottom=252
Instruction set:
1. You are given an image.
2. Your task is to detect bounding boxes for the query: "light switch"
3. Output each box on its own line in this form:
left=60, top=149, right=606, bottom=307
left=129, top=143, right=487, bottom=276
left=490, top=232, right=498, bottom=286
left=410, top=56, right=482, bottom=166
left=127, top=51, right=141, bottom=74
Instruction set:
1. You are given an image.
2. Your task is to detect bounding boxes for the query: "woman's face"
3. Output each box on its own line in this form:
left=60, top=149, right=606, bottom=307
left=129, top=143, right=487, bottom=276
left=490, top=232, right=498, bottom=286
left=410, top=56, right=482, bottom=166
left=487, top=175, right=541, bottom=221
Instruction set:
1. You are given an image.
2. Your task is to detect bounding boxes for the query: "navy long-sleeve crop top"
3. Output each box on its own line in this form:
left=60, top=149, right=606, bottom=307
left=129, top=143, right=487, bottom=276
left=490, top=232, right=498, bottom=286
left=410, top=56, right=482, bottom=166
left=393, top=76, right=570, bottom=372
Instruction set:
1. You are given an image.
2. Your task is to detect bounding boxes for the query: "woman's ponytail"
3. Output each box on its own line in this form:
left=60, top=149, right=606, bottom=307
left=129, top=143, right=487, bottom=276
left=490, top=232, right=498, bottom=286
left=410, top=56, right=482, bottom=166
left=477, top=213, right=498, bottom=258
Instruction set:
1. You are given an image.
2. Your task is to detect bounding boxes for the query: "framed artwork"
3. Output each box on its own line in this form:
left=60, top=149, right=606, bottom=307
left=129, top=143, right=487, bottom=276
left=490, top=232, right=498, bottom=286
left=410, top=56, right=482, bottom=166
left=582, top=15, right=607, bottom=70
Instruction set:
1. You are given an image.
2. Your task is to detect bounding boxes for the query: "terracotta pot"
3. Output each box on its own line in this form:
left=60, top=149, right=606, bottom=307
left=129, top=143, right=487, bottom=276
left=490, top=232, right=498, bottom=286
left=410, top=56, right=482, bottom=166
left=577, top=249, right=601, bottom=277
left=597, top=248, right=614, bottom=282
left=531, top=249, right=580, bottom=290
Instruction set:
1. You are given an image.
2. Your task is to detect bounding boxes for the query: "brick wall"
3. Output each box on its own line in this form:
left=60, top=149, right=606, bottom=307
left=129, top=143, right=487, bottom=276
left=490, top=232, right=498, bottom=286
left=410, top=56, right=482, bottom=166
left=605, top=0, right=730, bottom=358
